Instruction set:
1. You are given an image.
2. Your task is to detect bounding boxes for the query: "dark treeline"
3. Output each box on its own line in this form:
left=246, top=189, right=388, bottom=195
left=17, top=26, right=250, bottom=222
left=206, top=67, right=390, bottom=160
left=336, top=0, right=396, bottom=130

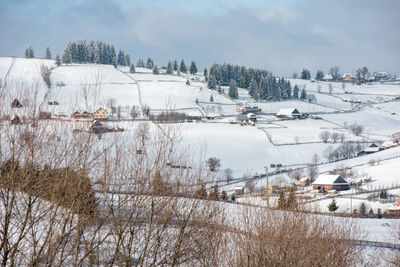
left=61, top=40, right=131, bottom=66
left=207, top=63, right=293, bottom=101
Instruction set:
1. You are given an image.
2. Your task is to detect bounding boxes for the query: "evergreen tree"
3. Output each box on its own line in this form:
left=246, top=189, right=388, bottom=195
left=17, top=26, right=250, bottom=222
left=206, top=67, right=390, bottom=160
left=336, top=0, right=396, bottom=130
left=125, top=54, right=131, bottom=66
left=379, top=190, right=387, bottom=199
left=248, top=78, right=257, bottom=97
left=173, top=60, right=178, bottom=71
left=293, top=84, right=300, bottom=99
left=146, top=57, right=154, bottom=69
left=315, top=70, right=324, bottom=81
left=152, top=65, right=159, bottom=74
left=117, top=50, right=126, bottom=66
left=228, top=79, right=238, bottom=99
left=25, top=45, right=34, bottom=58
left=328, top=199, right=339, bottom=212
left=129, top=64, right=135, bottom=73
left=137, top=59, right=145, bottom=68
left=369, top=208, right=374, bottom=216
left=62, top=47, right=72, bottom=64
left=166, top=61, right=173, bottom=74
left=208, top=75, right=217, bottom=90
left=112, top=57, right=117, bottom=68
left=301, top=68, right=311, bottom=80
left=189, top=61, right=197, bottom=75
left=180, top=59, right=187, bottom=73
left=177, top=68, right=181, bottom=76
left=186, top=79, right=190, bottom=85
left=55, top=53, right=61, bottom=66
left=359, top=202, right=366, bottom=216
left=377, top=208, right=382, bottom=218
left=210, top=94, right=214, bottom=102
left=45, top=47, right=52, bottom=59
left=300, top=88, right=307, bottom=100
left=203, top=68, right=208, bottom=82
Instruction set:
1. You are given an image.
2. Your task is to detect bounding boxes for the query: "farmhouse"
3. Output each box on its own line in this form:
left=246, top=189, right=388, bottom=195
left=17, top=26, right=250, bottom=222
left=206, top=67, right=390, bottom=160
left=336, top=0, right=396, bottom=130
left=93, top=108, right=108, bottom=120
left=299, top=177, right=311, bottom=187
left=364, top=143, right=383, bottom=154
left=312, top=175, right=350, bottom=192
left=236, top=106, right=262, bottom=114
left=276, top=108, right=301, bottom=119
left=236, top=114, right=249, bottom=123
left=373, top=72, right=388, bottom=81
left=322, top=74, right=334, bottom=81
left=341, top=73, right=356, bottom=82
left=11, top=98, right=22, bottom=108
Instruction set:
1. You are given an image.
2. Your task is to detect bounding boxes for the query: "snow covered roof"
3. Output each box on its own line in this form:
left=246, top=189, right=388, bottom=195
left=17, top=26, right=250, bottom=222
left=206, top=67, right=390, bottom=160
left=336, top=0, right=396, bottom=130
left=277, top=108, right=300, bottom=116
left=322, top=74, right=333, bottom=80
left=365, top=143, right=383, bottom=152
left=312, top=175, right=349, bottom=185
left=299, top=177, right=310, bottom=182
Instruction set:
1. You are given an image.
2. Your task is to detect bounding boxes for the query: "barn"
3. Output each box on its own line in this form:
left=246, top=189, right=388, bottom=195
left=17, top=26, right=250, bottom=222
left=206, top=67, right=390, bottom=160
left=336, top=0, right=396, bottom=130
left=276, top=108, right=301, bottom=119
left=312, top=175, right=350, bottom=192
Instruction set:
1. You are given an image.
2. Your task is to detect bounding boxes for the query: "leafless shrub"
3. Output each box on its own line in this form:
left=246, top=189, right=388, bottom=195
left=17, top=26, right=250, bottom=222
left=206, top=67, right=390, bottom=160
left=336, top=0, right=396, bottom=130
left=41, top=64, right=51, bottom=89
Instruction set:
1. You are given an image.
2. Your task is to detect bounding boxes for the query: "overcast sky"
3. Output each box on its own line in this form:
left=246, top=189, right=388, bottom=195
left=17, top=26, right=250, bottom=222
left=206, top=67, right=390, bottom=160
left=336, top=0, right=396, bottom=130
left=1, top=0, right=399, bottom=76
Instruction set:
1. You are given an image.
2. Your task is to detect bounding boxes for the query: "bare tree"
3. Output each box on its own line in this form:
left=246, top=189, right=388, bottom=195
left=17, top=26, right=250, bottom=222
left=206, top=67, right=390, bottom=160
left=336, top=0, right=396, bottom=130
left=319, top=131, right=330, bottom=143
left=331, top=132, right=339, bottom=143
left=329, top=66, right=340, bottom=81
left=207, top=157, right=221, bottom=172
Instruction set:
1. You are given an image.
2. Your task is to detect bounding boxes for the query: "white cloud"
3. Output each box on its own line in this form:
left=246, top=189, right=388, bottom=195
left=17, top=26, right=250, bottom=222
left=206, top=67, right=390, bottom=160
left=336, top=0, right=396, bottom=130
left=254, top=2, right=298, bottom=26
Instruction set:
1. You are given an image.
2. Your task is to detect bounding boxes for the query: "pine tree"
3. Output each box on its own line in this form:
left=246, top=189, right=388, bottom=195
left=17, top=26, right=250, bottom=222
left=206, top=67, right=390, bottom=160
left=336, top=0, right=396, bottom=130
left=173, top=60, right=178, bottom=71
left=62, top=48, right=72, bottom=64
left=45, top=47, right=52, bottom=59
left=177, top=68, right=181, bottom=76
left=152, top=64, right=159, bottom=74
left=112, top=57, right=117, bottom=69
left=301, top=68, right=311, bottom=80
left=180, top=59, right=187, bottom=73
left=125, top=54, right=131, bottom=66
left=117, top=50, right=126, bottom=66
left=248, top=78, right=257, bottom=97
left=300, top=88, right=307, bottom=100
left=129, top=64, right=135, bottom=73
left=377, top=208, right=382, bottom=218
left=228, top=79, right=238, bottom=99
left=379, top=190, right=387, bottom=199
left=137, top=59, right=145, bottom=68
left=189, top=61, right=197, bottom=75
left=208, top=75, right=217, bottom=90
left=25, top=45, right=34, bottom=58
left=293, top=84, right=300, bottom=99
left=328, top=199, right=339, bottom=212
left=146, top=57, right=154, bottom=69
left=203, top=68, right=208, bottom=82
left=210, top=94, right=214, bottom=102
left=55, top=53, right=61, bottom=66
left=166, top=61, right=173, bottom=74
left=186, top=79, right=190, bottom=85
left=359, top=202, right=366, bottom=216
left=315, top=70, right=324, bottom=81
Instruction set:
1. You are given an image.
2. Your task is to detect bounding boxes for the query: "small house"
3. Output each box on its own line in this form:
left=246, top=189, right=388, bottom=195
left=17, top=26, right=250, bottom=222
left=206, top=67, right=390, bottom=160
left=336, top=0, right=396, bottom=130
left=11, top=99, right=22, bottom=108
left=247, top=113, right=257, bottom=122
left=364, top=143, right=383, bottom=154
left=341, top=73, right=355, bottom=82
left=236, top=114, right=249, bottom=123
left=39, top=111, right=52, bottom=119
left=386, top=199, right=400, bottom=216
left=312, top=175, right=350, bottom=192
left=236, top=106, right=262, bottom=114
left=11, top=115, right=21, bottom=124
left=322, top=74, right=334, bottom=81
left=93, top=108, right=108, bottom=120
left=276, top=108, right=301, bottom=119
left=234, top=187, right=245, bottom=195
left=299, top=177, right=311, bottom=187
left=374, top=72, right=388, bottom=81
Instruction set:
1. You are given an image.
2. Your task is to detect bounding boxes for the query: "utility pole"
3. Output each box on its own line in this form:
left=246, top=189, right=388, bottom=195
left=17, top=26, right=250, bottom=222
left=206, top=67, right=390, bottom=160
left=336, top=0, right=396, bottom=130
left=265, top=166, right=269, bottom=208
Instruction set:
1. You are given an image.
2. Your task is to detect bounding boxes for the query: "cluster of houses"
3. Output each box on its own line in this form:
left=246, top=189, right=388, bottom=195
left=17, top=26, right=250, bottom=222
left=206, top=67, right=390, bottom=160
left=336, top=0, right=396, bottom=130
left=321, top=72, right=395, bottom=82
left=358, top=140, right=400, bottom=156
left=235, top=105, right=260, bottom=125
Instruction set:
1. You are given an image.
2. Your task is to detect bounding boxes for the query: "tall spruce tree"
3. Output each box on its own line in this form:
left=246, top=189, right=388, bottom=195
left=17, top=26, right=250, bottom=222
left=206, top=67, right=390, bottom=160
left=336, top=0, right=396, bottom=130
left=315, top=70, right=324, bottom=81
left=293, top=84, right=299, bottom=99
left=208, top=75, right=217, bottom=90
left=166, top=61, right=173, bottom=74
left=112, top=57, right=117, bottom=68
left=300, top=88, right=307, bottom=100
left=125, top=54, right=131, bottom=66
left=203, top=68, right=208, bottom=82
left=129, top=64, right=136, bottom=73
left=45, top=47, right=52, bottom=59
left=228, top=79, right=238, bottom=99
left=137, top=59, right=144, bottom=68
left=55, top=53, right=61, bottom=66
left=180, top=59, right=187, bottom=73
left=117, top=50, right=126, bottom=66
left=146, top=58, right=154, bottom=69
left=173, top=60, right=178, bottom=71
left=152, top=65, right=159, bottom=74
left=62, top=48, right=72, bottom=64
left=301, top=68, right=311, bottom=80
left=189, top=61, right=197, bottom=75
left=25, top=45, right=35, bottom=58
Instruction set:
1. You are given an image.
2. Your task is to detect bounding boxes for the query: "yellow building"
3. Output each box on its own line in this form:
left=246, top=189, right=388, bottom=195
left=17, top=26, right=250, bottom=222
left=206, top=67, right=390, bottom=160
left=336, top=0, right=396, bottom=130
left=93, top=108, right=108, bottom=120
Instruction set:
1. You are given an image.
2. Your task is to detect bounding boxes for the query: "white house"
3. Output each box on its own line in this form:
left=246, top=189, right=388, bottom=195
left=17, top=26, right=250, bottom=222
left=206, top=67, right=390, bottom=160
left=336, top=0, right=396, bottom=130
left=312, top=175, right=350, bottom=191
left=322, top=74, right=334, bottom=81
left=276, top=108, right=301, bottom=119
left=364, top=143, right=383, bottom=153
